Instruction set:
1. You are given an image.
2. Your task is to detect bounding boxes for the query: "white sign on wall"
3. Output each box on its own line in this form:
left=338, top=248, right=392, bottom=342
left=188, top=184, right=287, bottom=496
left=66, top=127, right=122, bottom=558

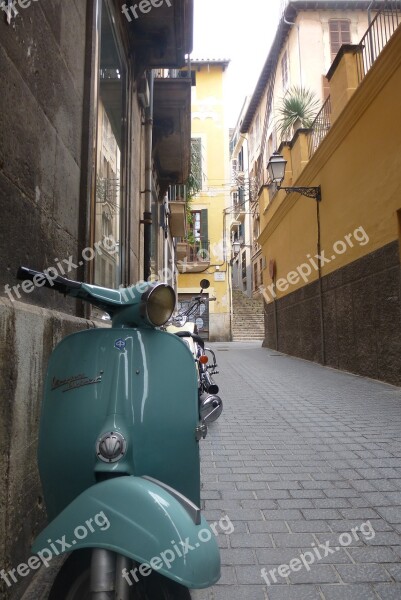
left=214, top=272, right=226, bottom=282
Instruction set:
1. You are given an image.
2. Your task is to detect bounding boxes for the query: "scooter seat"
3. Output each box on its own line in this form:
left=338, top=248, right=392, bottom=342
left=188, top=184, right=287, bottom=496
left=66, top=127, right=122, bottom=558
left=174, top=331, right=205, bottom=350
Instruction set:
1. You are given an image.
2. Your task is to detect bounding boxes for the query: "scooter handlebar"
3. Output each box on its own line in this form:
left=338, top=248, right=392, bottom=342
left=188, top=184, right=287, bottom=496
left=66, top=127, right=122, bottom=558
left=17, top=266, right=82, bottom=294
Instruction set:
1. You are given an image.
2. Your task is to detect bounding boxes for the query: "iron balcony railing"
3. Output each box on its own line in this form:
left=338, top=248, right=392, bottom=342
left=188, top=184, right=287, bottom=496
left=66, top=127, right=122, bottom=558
left=179, top=241, right=210, bottom=263
left=356, top=2, right=401, bottom=82
left=308, top=96, right=332, bottom=158
left=308, top=2, right=400, bottom=159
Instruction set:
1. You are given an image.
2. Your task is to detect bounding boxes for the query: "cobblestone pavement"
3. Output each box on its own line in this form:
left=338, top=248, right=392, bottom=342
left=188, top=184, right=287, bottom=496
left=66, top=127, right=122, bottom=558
left=191, top=342, right=401, bottom=600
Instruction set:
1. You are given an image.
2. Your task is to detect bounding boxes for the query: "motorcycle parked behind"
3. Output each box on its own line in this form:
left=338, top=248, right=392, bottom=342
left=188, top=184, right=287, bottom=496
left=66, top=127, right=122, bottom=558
left=166, top=280, right=223, bottom=425
left=17, top=267, right=221, bottom=599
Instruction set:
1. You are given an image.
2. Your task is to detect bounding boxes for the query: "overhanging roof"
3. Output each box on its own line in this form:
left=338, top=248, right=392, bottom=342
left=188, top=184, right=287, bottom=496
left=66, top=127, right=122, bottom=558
left=123, top=0, right=194, bottom=68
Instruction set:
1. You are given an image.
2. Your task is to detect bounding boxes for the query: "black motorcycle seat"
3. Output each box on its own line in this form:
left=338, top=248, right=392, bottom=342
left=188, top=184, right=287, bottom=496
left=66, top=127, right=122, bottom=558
left=174, top=331, right=205, bottom=350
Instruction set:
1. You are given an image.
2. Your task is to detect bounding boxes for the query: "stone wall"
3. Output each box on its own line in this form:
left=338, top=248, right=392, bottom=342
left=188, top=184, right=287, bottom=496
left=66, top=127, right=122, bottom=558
left=264, top=242, right=401, bottom=386
left=0, top=299, right=93, bottom=599
left=0, top=0, right=88, bottom=314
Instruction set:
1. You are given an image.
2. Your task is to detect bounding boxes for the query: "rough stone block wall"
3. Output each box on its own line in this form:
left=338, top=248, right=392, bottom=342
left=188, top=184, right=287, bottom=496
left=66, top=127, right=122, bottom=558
left=263, top=242, right=401, bottom=386
left=0, top=0, right=87, bottom=313
left=0, top=299, right=93, bottom=599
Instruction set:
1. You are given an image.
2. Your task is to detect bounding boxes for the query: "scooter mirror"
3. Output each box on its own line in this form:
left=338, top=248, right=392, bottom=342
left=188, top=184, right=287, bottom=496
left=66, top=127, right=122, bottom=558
left=200, top=279, right=210, bottom=291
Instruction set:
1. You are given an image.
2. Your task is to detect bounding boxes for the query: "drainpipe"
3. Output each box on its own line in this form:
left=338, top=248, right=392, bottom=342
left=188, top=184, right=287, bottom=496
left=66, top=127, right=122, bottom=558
left=316, top=200, right=326, bottom=365
left=143, top=70, right=154, bottom=282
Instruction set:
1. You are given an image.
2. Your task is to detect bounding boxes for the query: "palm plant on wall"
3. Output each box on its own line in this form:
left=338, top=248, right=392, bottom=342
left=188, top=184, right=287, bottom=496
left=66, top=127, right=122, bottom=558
left=276, top=85, right=320, bottom=141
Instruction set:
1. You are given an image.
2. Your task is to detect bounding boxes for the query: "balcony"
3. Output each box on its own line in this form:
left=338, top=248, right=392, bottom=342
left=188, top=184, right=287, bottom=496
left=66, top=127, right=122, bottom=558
left=169, top=200, right=187, bottom=237
left=307, top=3, right=401, bottom=160
left=123, top=0, right=194, bottom=68
left=153, top=71, right=192, bottom=189
left=176, top=242, right=210, bottom=273
left=234, top=201, right=246, bottom=223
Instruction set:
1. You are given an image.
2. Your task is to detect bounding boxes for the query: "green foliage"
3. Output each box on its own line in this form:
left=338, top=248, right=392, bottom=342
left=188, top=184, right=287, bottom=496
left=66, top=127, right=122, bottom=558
left=276, top=86, right=320, bottom=140
left=187, top=138, right=203, bottom=199
left=184, top=138, right=203, bottom=244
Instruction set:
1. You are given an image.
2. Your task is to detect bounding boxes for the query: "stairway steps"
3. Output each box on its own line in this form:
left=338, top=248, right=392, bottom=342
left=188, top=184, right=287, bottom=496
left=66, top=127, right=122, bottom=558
left=231, top=290, right=265, bottom=342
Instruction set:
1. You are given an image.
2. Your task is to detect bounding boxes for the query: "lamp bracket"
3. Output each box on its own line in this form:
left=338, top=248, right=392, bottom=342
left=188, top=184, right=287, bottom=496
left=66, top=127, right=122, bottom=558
left=278, top=185, right=321, bottom=201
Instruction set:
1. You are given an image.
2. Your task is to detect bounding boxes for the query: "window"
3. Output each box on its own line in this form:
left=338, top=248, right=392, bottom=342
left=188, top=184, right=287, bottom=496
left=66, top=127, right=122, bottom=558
left=242, top=253, right=247, bottom=281
left=281, top=50, right=289, bottom=91
left=189, top=209, right=208, bottom=260
left=191, top=138, right=203, bottom=191
left=93, top=1, right=126, bottom=288
left=329, top=20, right=351, bottom=60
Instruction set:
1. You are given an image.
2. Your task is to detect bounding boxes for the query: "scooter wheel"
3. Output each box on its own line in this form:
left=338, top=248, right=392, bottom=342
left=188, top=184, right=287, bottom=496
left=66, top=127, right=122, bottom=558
left=48, top=550, right=191, bottom=599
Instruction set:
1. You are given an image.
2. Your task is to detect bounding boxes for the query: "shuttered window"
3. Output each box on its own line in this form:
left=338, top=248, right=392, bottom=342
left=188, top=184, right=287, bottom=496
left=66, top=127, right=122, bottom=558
left=329, top=20, right=351, bottom=61
left=190, top=209, right=208, bottom=252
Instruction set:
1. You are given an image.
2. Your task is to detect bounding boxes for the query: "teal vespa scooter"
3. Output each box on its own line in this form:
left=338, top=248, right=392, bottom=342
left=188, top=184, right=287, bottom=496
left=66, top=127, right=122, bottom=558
left=17, top=267, right=221, bottom=599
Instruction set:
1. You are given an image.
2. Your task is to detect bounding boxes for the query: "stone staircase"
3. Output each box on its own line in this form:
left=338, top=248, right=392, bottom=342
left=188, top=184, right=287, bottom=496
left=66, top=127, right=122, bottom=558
left=231, top=289, right=265, bottom=341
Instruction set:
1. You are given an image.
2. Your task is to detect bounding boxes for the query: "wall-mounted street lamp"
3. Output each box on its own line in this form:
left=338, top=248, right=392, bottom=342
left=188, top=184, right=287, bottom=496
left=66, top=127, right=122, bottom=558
left=267, top=154, right=321, bottom=202
left=232, top=240, right=253, bottom=256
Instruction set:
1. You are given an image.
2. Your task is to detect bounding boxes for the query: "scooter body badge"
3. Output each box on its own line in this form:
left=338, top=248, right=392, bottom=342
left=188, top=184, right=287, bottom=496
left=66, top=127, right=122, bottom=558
left=114, top=338, right=126, bottom=351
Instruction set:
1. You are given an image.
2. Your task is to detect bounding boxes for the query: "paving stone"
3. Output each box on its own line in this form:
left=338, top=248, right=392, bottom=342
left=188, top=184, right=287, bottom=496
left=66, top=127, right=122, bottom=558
left=301, top=509, right=342, bottom=520
left=248, top=521, right=289, bottom=534
left=271, top=533, right=316, bottom=548
left=346, top=546, right=399, bottom=563
left=321, top=584, right=378, bottom=600
left=265, top=585, right=322, bottom=599
left=336, top=564, right=392, bottom=583
left=287, top=520, right=331, bottom=533
left=230, top=533, right=273, bottom=548
left=374, top=584, right=401, bottom=600
left=289, top=564, right=340, bottom=584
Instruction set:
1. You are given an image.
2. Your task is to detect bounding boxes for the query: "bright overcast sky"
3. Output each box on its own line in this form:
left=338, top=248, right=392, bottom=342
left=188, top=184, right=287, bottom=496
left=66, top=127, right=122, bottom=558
left=192, top=0, right=283, bottom=127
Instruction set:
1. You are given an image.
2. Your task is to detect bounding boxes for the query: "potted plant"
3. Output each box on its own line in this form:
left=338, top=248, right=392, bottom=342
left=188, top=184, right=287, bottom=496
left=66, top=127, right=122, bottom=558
left=276, top=85, right=320, bottom=141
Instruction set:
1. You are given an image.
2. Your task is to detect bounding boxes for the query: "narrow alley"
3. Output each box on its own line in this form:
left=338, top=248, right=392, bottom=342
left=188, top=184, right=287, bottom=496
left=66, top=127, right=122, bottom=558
left=193, top=342, right=401, bottom=600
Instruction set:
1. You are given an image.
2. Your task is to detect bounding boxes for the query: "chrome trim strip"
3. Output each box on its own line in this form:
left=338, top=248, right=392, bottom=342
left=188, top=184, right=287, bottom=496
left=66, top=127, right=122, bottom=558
left=142, top=475, right=201, bottom=525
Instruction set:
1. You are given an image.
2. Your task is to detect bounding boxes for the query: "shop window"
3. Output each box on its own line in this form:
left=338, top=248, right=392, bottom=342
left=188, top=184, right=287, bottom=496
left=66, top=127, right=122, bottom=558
left=93, top=0, right=126, bottom=288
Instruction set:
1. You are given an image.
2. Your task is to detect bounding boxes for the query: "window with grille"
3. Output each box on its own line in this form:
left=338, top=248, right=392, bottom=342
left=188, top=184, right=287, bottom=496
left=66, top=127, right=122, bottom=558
left=329, top=20, right=351, bottom=60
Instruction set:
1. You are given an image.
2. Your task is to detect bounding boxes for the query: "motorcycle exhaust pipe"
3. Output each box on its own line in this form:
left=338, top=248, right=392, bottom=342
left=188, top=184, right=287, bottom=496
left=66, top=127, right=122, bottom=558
left=201, top=370, right=219, bottom=394
left=199, top=392, right=223, bottom=424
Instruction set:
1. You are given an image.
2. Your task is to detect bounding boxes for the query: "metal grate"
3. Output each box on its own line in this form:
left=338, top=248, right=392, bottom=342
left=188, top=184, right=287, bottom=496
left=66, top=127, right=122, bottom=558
left=308, top=96, right=332, bottom=158
left=356, top=2, right=401, bottom=82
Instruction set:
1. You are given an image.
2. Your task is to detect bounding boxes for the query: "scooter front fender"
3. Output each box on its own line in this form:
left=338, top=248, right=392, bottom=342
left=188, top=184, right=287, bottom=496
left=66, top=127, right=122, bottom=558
left=32, top=476, right=221, bottom=589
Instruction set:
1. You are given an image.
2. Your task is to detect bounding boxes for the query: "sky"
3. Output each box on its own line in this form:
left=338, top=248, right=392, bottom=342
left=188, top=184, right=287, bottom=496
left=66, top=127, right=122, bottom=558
left=192, top=0, right=284, bottom=128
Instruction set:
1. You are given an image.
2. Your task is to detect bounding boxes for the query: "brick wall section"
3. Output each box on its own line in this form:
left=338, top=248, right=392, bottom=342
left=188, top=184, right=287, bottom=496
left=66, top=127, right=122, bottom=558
left=263, top=241, right=401, bottom=386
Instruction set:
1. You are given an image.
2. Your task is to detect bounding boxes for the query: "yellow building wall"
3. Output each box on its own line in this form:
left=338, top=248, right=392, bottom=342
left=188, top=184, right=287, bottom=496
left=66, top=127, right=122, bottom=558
left=259, top=27, right=401, bottom=302
left=178, top=63, right=231, bottom=340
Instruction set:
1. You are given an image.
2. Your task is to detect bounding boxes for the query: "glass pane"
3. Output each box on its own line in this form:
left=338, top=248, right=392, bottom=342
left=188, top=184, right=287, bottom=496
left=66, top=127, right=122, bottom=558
left=94, top=2, right=123, bottom=289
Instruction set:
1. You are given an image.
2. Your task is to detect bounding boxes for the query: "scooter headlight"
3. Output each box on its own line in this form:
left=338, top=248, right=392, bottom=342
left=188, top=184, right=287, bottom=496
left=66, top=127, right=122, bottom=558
left=142, top=284, right=176, bottom=327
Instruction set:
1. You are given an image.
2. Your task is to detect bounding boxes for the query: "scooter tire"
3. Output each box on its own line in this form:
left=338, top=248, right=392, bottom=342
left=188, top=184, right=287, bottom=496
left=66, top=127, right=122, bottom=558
left=48, top=549, right=191, bottom=600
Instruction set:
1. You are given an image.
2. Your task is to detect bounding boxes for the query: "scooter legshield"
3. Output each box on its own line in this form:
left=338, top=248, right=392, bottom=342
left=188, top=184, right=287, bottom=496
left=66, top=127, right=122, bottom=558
left=32, top=476, right=221, bottom=589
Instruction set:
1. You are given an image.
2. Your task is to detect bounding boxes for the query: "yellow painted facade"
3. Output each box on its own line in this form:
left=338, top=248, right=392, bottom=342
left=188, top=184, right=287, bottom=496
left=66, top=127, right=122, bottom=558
left=177, top=61, right=231, bottom=341
left=259, top=27, right=401, bottom=302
